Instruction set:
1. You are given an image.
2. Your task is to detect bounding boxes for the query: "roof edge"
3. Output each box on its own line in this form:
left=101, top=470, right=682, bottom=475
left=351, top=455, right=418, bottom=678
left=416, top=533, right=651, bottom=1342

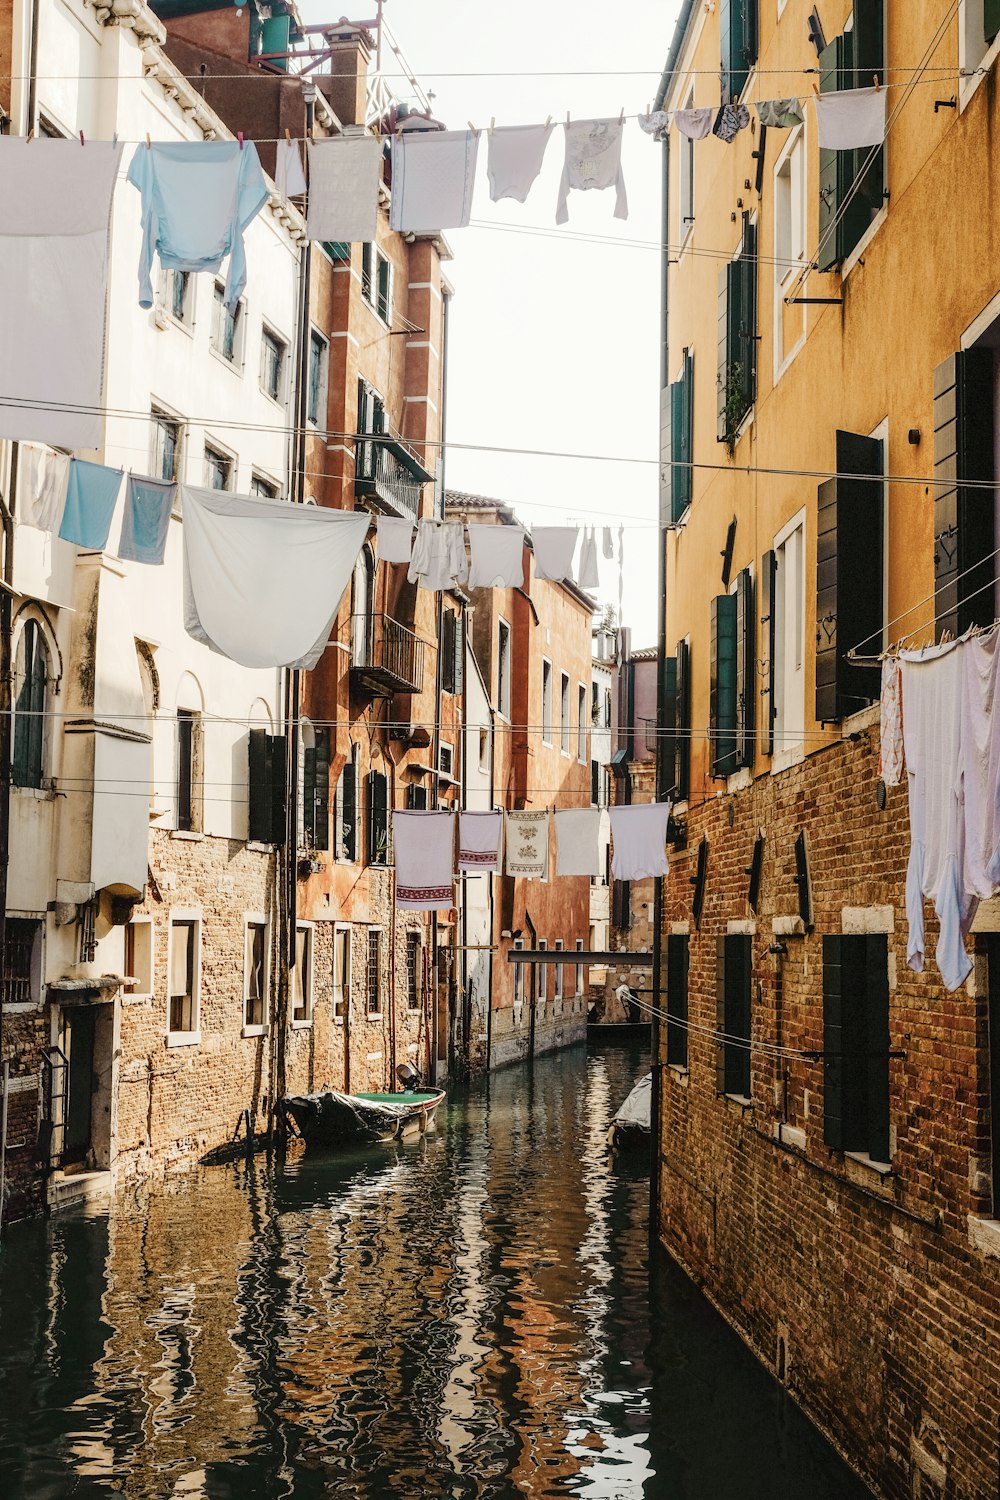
left=654, top=0, right=700, bottom=111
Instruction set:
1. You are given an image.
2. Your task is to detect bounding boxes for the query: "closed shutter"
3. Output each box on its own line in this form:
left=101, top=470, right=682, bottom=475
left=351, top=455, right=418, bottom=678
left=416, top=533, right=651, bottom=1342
left=367, top=771, right=388, bottom=865
left=933, top=350, right=995, bottom=639
left=823, top=934, right=886, bottom=1155
left=738, top=219, right=757, bottom=412
left=666, top=932, right=689, bottom=1067
left=814, top=430, right=883, bottom=721
left=613, top=878, right=631, bottom=930
left=715, top=934, right=728, bottom=1093
left=441, top=610, right=457, bottom=693
left=12, top=623, right=45, bottom=789
left=987, top=0, right=1000, bottom=45
left=248, top=730, right=287, bottom=845
left=864, top=934, right=891, bottom=1163
left=735, top=566, right=755, bottom=767
left=721, top=0, right=757, bottom=103
left=815, top=475, right=839, bottom=721
left=342, top=758, right=357, bottom=860
left=678, top=350, right=694, bottom=519
left=719, top=933, right=752, bottom=1096
left=760, top=549, right=777, bottom=756
left=843, top=3, right=885, bottom=257
left=675, top=638, right=691, bottom=799
left=302, top=739, right=315, bottom=846
left=716, top=268, right=729, bottom=443
left=453, top=611, right=464, bottom=695
left=817, top=35, right=849, bottom=271
left=310, top=728, right=330, bottom=850
left=726, top=256, right=744, bottom=430
left=661, top=656, right=678, bottom=796
left=323, top=241, right=351, bottom=263
left=710, top=593, right=738, bottom=777
left=407, top=783, right=428, bottom=810
left=822, top=934, right=846, bottom=1149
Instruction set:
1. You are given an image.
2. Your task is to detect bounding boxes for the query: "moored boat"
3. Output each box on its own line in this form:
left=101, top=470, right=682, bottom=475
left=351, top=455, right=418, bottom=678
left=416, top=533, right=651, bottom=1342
left=607, top=1072, right=651, bottom=1152
left=280, top=1086, right=446, bottom=1147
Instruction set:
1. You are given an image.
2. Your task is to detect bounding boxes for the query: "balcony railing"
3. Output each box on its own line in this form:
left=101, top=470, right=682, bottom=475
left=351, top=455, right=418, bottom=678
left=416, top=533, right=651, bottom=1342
left=355, top=433, right=433, bottom=521
left=350, top=614, right=424, bottom=697
left=643, top=718, right=659, bottom=754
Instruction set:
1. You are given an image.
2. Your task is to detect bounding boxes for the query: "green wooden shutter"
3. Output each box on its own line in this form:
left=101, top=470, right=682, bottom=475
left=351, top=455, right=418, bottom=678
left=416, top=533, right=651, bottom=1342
left=270, top=733, right=288, bottom=846
left=718, top=933, right=751, bottom=1095
left=666, top=932, right=689, bottom=1067
left=715, top=934, right=728, bottom=1093
left=368, top=771, right=388, bottom=865
left=864, top=934, right=891, bottom=1163
left=814, top=431, right=883, bottom=721
left=323, top=242, right=351, bottom=263
left=719, top=0, right=734, bottom=101
left=302, top=741, right=316, bottom=846
left=710, top=594, right=738, bottom=777
left=12, top=621, right=45, bottom=789
left=815, top=475, right=840, bottom=722
left=760, top=549, right=777, bottom=756
left=843, top=4, right=885, bottom=260
left=823, top=934, right=846, bottom=1148
left=739, top=221, right=757, bottom=411
left=933, top=350, right=995, bottom=639
left=987, top=0, right=1000, bottom=45
left=441, top=610, right=456, bottom=693
left=721, top=0, right=757, bottom=103
left=661, top=656, right=678, bottom=796
left=660, top=380, right=673, bottom=528
left=343, top=758, right=357, bottom=860
left=735, top=566, right=755, bottom=767
left=670, top=350, right=694, bottom=521
left=675, top=639, right=691, bottom=799
left=824, top=934, right=877, bottom=1153
left=716, top=268, right=729, bottom=443
left=249, top=728, right=289, bottom=845
left=726, top=256, right=744, bottom=432
left=312, top=729, right=330, bottom=850
left=454, top=612, right=464, bottom=696
left=817, top=35, right=846, bottom=272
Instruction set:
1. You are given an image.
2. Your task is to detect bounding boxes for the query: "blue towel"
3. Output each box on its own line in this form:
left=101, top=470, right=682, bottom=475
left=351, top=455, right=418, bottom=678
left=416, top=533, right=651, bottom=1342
left=118, top=474, right=175, bottom=564
left=58, top=460, right=123, bottom=550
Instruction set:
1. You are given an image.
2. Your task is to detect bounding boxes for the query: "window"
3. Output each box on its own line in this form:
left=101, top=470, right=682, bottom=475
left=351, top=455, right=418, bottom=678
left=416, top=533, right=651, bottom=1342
left=666, top=933, right=689, bottom=1067
left=361, top=241, right=375, bottom=302
left=717, top=218, right=757, bottom=448
left=441, top=608, right=463, bottom=695
left=204, top=445, right=232, bottom=491
left=774, top=130, right=805, bottom=289
left=176, top=709, right=200, bottom=831
left=538, top=938, right=548, bottom=1001
left=822, top=934, right=890, bottom=1163
left=12, top=620, right=48, bottom=789
left=124, top=918, right=153, bottom=998
left=814, top=430, right=884, bottom=721
left=663, top=350, right=694, bottom=524
left=932, top=350, right=996, bottom=640
left=818, top=1, right=885, bottom=270
left=351, top=546, right=375, bottom=668
left=367, top=928, right=382, bottom=1014
left=260, top=328, right=287, bottom=403
left=168, top=918, right=199, bottom=1036
left=167, top=270, right=191, bottom=324
left=211, top=283, right=242, bottom=364
left=575, top=937, right=584, bottom=996
left=406, top=931, right=422, bottom=1010
left=292, top=924, right=312, bottom=1023
left=356, top=379, right=386, bottom=483
left=541, top=660, right=553, bottom=745
left=513, top=937, right=525, bottom=1004
left=661, top=639, right=691, bottom=798
left=497, top=619, right=512, bottom=719
left=1, top=918, right=41, bottom=1006
left=709, top=571, right=754, bottom=779
left=407, top=783, right=428, bottom=810
left=367, top=770, right=389, bottom=866
left=335, top=749, right=358, bottom=861
left=577, top=684, right=587, bottom=763
left=554, top=939, right=564, bottom=1001
left=478, top=728, right=490, bottom=772
left=302, top=727, right=331, bottom=850
left=560, top=672, right=571, bottom=754
left=150, top=408, right=181, bottom=483
left=333, top=926, right=351, bottom=1023
left=961, top=1, right=1000, bottom=93
left=250, top=473, right=280, bottom=500
left=439, top=742, right=454, bottom=779
left=591, top=760, right=600, bottom=807
left=362, top=242, right=393, bottom=324
left=678, top=87, right=695, bottom=236
left=763, top=517, right=805, bottom=759
left=248, top=729, right=287, bottom=845
left=716, top=933, right=751, bottom=1098
left=721, top=0, right=759, bottom=101
left=308, top=330, right=328, bottom=425
left=244, top=920, right=267, bottom=1030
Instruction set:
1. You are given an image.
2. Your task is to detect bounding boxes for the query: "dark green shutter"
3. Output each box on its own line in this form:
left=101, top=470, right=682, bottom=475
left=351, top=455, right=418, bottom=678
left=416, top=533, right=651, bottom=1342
left=377, top=256, right=391, bottom=321
left=323, top=242, right=351, bottom=262
left=661, top=656, right=678, bottom=796
left=710, top=594, right=738, bottom=777
left=719, top=0, right=733, bottom=101
left=735, top=566, right=755, bottom=767
left=666, top=933, right=689, bottom=1067
left=660, top=381, right=673, bottom=528
left=814, top=430, right=883, bottom=721
left=823, top=933, right=888, bottom=1156
left=675, top=639, right=691, bottom=799
left=721, top=0, right=757, bottom=103
left=815, top=475, right=839, bottom=721
left=311, top=729, right=330, bottom=850
left=302, top=740, right=316, bottom=845
left=760, top=549, right=777, bottom=756
left=933, top=350, right=995, bottom=639
left=248, top=729, right=269, bottom=842
left=716, top=934, right=728, bottom=1093
left=987, top=0, right=1000, bottom=44
left=667, top=350, right=694, bottom=523
left=407, top=783, right=428, bottom=810
left=343, top=759, right=357, bottom=860
left=864, top=934, right=891, bottom=1163
left=726, top=256, right=744, bottom=428
left=441, top=611, right=456, bottom=693
left=12, top=621, right=45, bottom=790
left=817, top=14, right=884, bottom=268
left=823, top=934, right=846, bottom=1148
left=367, top=771, right=388, bottom=865
left=717, top=268, right=729, bottom=443
left=717, top=933, right=751, bottom=1095
left=736, top=219, right=757, bottom=414
left=454, top=612, right=464, bottom=695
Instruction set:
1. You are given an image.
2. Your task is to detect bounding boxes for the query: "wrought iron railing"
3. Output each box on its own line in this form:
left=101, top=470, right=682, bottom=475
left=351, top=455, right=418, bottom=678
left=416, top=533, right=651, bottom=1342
left=351, top=614, right=424, bottom=694
left=355, top=435, right=432, bottom=521
left=644, top=718, right=659, bottom=754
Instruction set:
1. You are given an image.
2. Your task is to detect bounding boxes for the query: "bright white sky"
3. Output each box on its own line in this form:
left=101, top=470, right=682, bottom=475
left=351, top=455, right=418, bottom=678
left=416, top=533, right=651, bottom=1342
left=331, top=0, right=678, bottom=646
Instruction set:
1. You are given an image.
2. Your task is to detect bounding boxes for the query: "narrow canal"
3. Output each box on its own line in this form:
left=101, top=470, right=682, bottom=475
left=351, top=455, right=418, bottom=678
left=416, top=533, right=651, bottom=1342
left=0, top=1044, right=871, bottom=1498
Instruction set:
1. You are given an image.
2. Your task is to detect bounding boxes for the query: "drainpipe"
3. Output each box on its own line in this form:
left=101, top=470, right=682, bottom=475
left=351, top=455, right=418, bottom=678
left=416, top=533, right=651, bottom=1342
left=525, top=908, right=537, bottom=1060
left=0, top=444, right=17, bottom=1236
left=429, top=285, right=452, bottom=1085
left=459, top=604, right=470, bottom=1076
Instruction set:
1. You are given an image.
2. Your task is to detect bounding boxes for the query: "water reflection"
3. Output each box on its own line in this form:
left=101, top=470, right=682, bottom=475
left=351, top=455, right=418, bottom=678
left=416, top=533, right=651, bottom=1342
left=0, top=1046, right=870, bottom=1498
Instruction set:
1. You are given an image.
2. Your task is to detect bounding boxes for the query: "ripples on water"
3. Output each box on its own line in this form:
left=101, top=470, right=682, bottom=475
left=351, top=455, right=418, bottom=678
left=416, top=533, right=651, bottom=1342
left=0, top=1044, right=871, bottom=1499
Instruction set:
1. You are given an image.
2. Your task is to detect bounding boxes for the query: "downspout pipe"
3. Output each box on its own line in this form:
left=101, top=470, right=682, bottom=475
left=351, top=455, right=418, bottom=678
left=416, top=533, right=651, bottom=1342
left=429, top=284, right=452, bottom=1085
left=0, top=446, right=18, bottom=1236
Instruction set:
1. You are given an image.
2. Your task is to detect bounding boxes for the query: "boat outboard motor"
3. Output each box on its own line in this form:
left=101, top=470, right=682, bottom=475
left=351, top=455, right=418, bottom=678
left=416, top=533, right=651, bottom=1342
left=396, top=1062, right=422, bottom=1094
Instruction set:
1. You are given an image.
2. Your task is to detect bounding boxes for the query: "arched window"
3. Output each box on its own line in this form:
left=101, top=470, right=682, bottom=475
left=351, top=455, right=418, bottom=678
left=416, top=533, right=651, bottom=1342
left=351, top=546, right=375, bottom=667
left=13, top=620, right=48, bottom=788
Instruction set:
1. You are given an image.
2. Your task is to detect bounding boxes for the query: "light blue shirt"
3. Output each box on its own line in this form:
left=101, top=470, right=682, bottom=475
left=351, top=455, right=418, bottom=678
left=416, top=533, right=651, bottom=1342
left=126, top=141, right=269, bottom=311
left=117, top=475, right=175, bottom=565
left=58, top=460, right=123, bottom=550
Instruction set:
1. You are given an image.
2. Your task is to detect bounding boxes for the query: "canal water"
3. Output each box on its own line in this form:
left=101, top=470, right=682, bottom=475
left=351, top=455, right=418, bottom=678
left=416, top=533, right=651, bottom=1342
left=0, top=1044, right=871, bottom=1499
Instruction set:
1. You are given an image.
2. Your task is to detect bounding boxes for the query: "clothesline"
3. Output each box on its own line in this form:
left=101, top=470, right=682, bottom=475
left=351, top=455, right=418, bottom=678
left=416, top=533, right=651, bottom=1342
left=847, top=545, right=1000, bottom=660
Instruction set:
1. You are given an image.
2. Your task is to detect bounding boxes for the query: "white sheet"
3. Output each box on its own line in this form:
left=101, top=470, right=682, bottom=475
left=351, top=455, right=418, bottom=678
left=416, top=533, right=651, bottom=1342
left=609, top=802, right=671, bottom=881
left=306, top=134, right=382, bottom=243
left=554, top=808, right=603, bottom=877
left=389, top=129, right=479, bottom=233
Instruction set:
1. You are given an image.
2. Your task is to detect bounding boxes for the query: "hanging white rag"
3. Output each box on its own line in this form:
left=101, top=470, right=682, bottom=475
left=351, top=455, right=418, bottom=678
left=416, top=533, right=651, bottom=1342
left=673, top=107, right=714, bottom=141
left=467, top=522, right=525, bottom=588
left=306, top=133, right=382, bottom=244
left=275, top=138, right=308, bottom=199
left=408, top=518, right=469, bottom=591
left=555, top=118, right=628, bottom=224
left=577, top=527, right=600, bottom=589
left=879, top=656, right=904, bottom=788
left=393, top=810, right=455, bottom=910
left=458, top=810, right=504, bottom=872
left=532, top=526, right=578, bottom=582
left=960, top=628, right=1000, bottom=899
left=638, top=110, right=671, bottom=138
left=19, top=444, right=71, bottom=532
left=554, top=808, right=603, bottom=877
left=609, top=802, right=671, bottom=881
left=506, top=810, right=549, bottom=878
left=377, top=515, right=415, bottom=564
left=602, top=526, right=615, bottom=560
left=180, top=485, right=370, bottom=669
left=813, top=87, right=886, bottom=150
left=390, top=129, right=479, bottom=233
left=486, top=123, right=554, bottom=203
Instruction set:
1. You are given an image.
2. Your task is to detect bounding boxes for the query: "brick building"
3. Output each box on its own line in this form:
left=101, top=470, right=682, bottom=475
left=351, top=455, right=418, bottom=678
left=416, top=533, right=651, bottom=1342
left=651, top=1, right=1000, bottom=1495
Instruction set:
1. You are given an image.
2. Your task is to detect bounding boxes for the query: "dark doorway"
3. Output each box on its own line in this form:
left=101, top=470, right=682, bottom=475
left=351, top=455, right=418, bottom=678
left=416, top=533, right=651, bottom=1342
left=63, top=1008, right=96, bottom=1165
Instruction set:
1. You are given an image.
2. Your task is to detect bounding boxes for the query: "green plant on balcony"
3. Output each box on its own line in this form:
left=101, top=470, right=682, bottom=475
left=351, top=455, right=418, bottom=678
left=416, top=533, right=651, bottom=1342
left=722, top=362, right=748, bottom=457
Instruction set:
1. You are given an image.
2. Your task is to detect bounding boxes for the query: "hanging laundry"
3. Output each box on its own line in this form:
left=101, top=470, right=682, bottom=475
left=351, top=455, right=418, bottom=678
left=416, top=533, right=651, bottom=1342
left=900, top=642, right=974, bottom=992
left=638, top=110, right=671, bottom=138
left=467, top=522, right=525, bottom=588
left=306, top=133, right=382, bottom=244
left=275, top=137, right=308, bottom=199
left=879, top=656, right=904, bottom=789
left=0, top=139, right=123, bottom=452
left=532, top=526, right=578, bottom=583
left=602, top=526, right=614, bottom=561
left=554, top=808, right=603, bottom=877
left=712, top=102, right=751, bottom=143
left=673, top=107, right=714, bottom=141
left=813, top=87, right=886, bottom=150
left=181, top=486, right=370, bottom=670
left=960, top=629, right=1000, bottom=900
left=577, top=528, right=600, bottom=590
left=376, top=515, right=415, bottom=564
left=506, top=810, right=549, bottom=879
left=408, top=519, right=469, bottom=592
left=458, top=810, right=504, bottom=873
left=755, top=98, right=805, bottom=129
left=393, top=810, right=455, bottom=910
left=486, top=123, right=554, bottom=203
left=609, top=802, right=671, bottom=881
left=117, top=475, right=175, bottom=565
left=556, top=119, right=628, bottom=224
left=58, top=460, right=123, bottom=550
left=389, top=130, right=479, bottom=233
left=127, top=141, right=269, bottom=313
left=19, top=444, right=70, bottom=533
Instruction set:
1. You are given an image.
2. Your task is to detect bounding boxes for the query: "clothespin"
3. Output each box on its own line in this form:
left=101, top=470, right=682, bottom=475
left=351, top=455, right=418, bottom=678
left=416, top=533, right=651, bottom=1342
left=237, top=130, right=244, bottom=151
left=812, top=80, right=820, bottom=95
left=25, top=128, right=34, bottom=142
left=145, top=133, right=151, bottom=149
left=618, top=107, right=625, bottom=125
left=285, top=128, right=291, bottom=143
left=467, top=120, right=478, bottom=137
left=874, top=73, right=880, bottom=91
left=566, top=110, right=571, bottom=126
left=544, top=115, right=552, bottom=129
left=79, top=129, right=85, bottom=146
left=489, top=116, right=495, bottom=135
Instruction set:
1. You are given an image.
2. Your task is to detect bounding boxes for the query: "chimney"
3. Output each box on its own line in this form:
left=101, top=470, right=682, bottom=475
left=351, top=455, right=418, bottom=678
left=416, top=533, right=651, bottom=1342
left=316, top=23, right=372, bottom=126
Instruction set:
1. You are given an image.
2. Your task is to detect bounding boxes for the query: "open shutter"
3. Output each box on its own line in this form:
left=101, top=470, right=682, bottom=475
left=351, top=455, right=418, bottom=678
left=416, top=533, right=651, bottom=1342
left=666, top=933, right=689, bottom=1067
left=660, top=382, right=673, bottom=528
left=311, top=728, right=330, bottom=850
left=661, top=656, right=678, bottom=796
left=710, top=593, right=738, bottom=777
left=675, top=638, right=691, bottom=799
left=343, top=758, right=357, bottom=859
left=864, top=934, right=891, bottom=1163
left=441, top=610, right=456, bottom=693
left=248, top=729, right=269, bottom=843
left=302, top=740, right=316, bottom=846
left=933, top=350, right=995, bottom=639
left=843, top=5, right=885, bottom=258
left=715, top=934, right=728, bottom=1093
left=367, top=771, right=388, bottom=864
left=716, top=268, right=729, bottom=443
left=679, top=350, right=693, bottom=517
left=453, top=611, right=464, bottom=695
left=726, top=256, right=745, bottom=432
left=817, top=35, right=846, bottom=272
left=691, top=835, right=708, bottom=927
left=721, top=0, right=757, bottom=103
left=815, top=431, right=883, bottom=720
left=735, top=566, right=755, bottom=767
left=719, top=0, right=733, bottom=101
left=823, top=934, right=846, bottom=1148
left=987, top=0, right=1000, bottom=45
left=815, top=475, right=839, bottom=721
left=760, top=549, right=776, bottom=755
left=739, top=220, right=757, bottom=411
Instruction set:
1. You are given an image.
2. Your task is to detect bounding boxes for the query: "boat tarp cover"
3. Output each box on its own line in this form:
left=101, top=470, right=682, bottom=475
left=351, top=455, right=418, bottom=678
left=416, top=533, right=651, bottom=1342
left=612, top=1073, right=652, bottom=1133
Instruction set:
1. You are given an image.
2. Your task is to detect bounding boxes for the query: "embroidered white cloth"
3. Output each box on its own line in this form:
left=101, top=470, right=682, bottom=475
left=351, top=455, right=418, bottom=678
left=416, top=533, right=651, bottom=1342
left=390, top=129, right=479, bottom=233
left=458, top=810, right=503, bottom=872
left=377, top=515, right=415, bottom=564
left=813, top=87, right=886, bottom=150
left=577, top=527, right=600, bottom=589
left=181, top=486, right=370, bottom=669
left=673, top=107, right=714, bottom=141
left=532, top=526, right=578, bottom=582
left=408, top=519, right=468, bottom=591
left=0, top=139, right=123, bottom=451
left=275, top=138, right=307, bottom=198
left=506, top=810, right=549, bottom=878
left=393, top=810, right=455, bottom=910
left=486, top=123, right=553, bottom=202
left=306, top=134, right=382, bottom=243
left=554, top=808, right=603, bottom=877
left=556, top=119, right=628, bottom=224
left=609, top=802, right=671, bottom=881
left=467, top=523, right=524, bottom=588
left=879, top=656, right=904, bottom=788
left=19, top=444, right=71, bottom=532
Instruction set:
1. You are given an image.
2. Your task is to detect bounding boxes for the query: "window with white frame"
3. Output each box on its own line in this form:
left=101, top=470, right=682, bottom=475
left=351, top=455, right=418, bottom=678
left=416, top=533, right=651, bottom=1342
left=176, top=707, right=202, bottom=832
left=577, top=683, right=587, bottom=763
left=439, top=742, right=454, bottom=779
left=333, top=925, right=351, bottom=1023
left=1, top=918, right=42, bottom=1007
left=260, top=327, right=287, bottom=404
left=308, top=329, right=328, bottom=425
left=124, top=918, right=153, bottom=998
left=150, top=407, right=181, bottom=483
left=168, top=916, right=199, bottom=1037
left=211, top=283, right=243, bottom=364
left=560, top=672, right=571, bottom=754
left=541, top=660, right=553, bottom=745
left=774, top=128, right=805, bottom=295
left=575, top=937, right=585, bottom=995
left=166, top=269, right=192, bottom=325
left=244, top=919, right=267, bottom=1030
left=478, top=727, right=490, bottom=773
left=773, top=515, right=805, bottom=759
left=961, top=1, right=1000, bottom=96
left=292, top=924, right=313, bottom=1023
left=538, top=938, right=548, bottom=1001
left=362, top=242, right=394, bottom=324
left=249, top=473, right=280, bottom=500
left=513, top=937, right=524, bottom=1004
left=497, top=619, right=512, bottom=719
left=679, top=86, right=696, bottom=237
left=204, top=444, right=232, bottom=491
left=554, top=938, right=564, bottom=1000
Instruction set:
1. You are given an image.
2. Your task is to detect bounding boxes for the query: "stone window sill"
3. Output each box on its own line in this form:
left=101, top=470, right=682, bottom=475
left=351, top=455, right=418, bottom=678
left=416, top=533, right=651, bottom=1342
left=845, top=1151, right=893, bottom=1183
left=968, top=1215, right=1000, bottom=1260
left=773, top=1122, right=806, bottom=1152
left=291, top=1018, right=313, bottom=1030
left=242, top=1024, right=268, bottom=1039
left=725, top=1094, right=753, bottom=1112
left=122, top=992, right=152, bottom=1005
left=667, top=1063, right=690, bottom=1087
left=170, top=829, right=204, bottom=842
left=166, top=1030, right=200, bottom=1048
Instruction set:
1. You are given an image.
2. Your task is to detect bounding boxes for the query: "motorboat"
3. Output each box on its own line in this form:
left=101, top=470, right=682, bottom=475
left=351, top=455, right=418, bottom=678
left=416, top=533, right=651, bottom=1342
left=607, top=1072, right=651, bottom=1152
left=281, top=1085, right=446, bottom=1147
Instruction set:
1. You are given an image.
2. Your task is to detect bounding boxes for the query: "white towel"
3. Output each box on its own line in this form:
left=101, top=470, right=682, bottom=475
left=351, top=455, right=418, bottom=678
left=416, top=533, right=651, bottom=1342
left=577, top=527, right=600, bottom=589
left=275, top=138, right=308, bottom=199
left=556, top=118, right=628, bottom=225
left=486, top=123, right=553, bottom=203
left=609, top=803, right=671, bottom=881
left=467, top=523, right=524, bottom=588
left=19, top=444, right=70, bottom=532
left=458, top=810, right=503, bottom=872
left=506, top=810, right=549, bottom=879
left=532, top=526, right=578, bottom=583
left=377, top=516, right=414, bottom=564
left=306, top=134, right=382, bottom=244
left=393, top=810, right=455, bottom=910
left=408, top=519, right=468, bottom=591
left=390, top=130, right=479, bottom=233
left=813, top=88, right=886, bottom=150
left=554, top=808, right=603, bottom=877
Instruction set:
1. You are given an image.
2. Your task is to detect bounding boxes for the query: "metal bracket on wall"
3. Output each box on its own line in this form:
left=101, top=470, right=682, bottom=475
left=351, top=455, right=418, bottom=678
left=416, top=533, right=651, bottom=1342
left=784, top=297, right=844, bottom=305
